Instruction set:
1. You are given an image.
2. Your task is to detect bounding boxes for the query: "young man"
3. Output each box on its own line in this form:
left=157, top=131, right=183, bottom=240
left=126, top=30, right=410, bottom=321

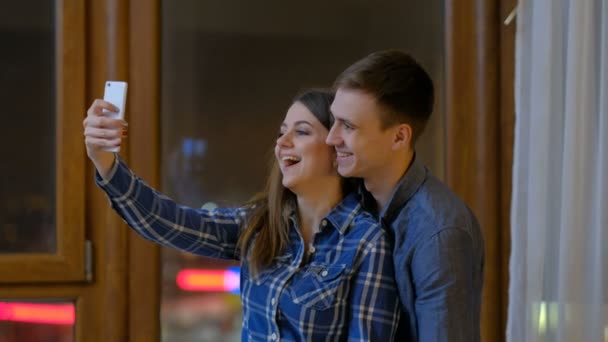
left=327, top=50, right=484, bottom=341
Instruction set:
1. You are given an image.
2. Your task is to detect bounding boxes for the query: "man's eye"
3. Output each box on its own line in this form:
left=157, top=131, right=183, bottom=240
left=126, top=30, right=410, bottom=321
left=343, top=122, right=354, bottom=130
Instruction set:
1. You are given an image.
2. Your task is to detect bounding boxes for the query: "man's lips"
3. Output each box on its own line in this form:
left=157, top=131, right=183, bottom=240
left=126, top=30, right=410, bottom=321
left=336, top=151, right=353, bottom=158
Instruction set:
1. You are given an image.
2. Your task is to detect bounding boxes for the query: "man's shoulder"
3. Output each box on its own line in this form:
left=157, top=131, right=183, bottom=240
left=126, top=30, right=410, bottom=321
left=418, top=173, right=469, bottom=211
left=390, top=174, right=484, bottom=275
left=393, top=173, right=480, bottom=240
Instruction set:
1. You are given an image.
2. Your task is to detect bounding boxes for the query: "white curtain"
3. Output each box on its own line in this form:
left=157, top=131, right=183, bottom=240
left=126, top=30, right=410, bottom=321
left=508, top=0, right=608, bottom=341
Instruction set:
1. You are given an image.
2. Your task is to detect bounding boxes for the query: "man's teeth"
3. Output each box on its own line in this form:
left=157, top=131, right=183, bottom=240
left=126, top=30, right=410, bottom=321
left=337, top=152, right=350, bottom=157
left=282, top=156, right=300, bottom=162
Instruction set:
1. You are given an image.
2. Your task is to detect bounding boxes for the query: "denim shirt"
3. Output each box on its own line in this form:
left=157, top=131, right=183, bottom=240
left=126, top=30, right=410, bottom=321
left=96, top=157, right=401, bottom=341
left=362, top=157, right=484, bottom=341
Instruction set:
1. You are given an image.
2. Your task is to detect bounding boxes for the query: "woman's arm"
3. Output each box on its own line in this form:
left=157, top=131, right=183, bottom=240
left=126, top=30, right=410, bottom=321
left=84, top=99, right=246, bottom=260
left=96, top=157, right=246, bottom=260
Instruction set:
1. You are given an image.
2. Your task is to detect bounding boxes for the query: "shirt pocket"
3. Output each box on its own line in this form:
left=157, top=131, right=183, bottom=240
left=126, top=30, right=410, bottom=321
left=242, top=253, right=293, bottom=285
left=289, top=263, right=346, bottom=311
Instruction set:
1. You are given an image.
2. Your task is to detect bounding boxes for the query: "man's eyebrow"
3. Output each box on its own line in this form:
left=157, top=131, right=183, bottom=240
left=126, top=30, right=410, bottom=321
left=336, top=117, right=358, bottom=128
left=331, top=111, right=350, bottom=123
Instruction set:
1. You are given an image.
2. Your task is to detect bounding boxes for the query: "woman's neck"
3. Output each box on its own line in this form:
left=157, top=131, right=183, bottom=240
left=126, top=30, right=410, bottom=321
left=295, top=180, right=342, bottom=243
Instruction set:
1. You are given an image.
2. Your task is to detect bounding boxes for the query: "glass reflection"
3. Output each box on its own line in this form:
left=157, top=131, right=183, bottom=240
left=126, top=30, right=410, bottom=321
left=0, top=1, right=57, bottom=253
left=0, top=300, right=75, bottom=342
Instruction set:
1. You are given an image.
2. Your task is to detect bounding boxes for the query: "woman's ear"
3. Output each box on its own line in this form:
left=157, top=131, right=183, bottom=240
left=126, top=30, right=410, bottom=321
left=392, top=123, right=413, bottom=151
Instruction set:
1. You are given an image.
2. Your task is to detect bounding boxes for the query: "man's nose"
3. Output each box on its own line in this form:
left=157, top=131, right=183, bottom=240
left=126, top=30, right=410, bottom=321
left=326, top=125, right=340, bottom=146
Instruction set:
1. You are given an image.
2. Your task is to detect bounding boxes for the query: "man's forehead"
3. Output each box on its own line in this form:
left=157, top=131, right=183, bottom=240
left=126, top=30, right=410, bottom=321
left=332, top=88, right=380, bottom=117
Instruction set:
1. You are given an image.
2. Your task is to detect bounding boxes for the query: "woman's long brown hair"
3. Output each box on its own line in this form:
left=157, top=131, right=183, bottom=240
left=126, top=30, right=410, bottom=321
left=236, top=89, right=336, bottom=276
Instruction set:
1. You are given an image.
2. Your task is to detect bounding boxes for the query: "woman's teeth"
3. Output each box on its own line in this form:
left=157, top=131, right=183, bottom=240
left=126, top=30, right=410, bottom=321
left=282, top=155, right=301, bottom=166
left=282, top=156, right=300, bottom=162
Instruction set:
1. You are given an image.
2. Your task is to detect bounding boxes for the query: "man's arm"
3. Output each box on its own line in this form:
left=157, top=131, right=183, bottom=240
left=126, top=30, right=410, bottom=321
left=412, top=227, right=481, bottom=342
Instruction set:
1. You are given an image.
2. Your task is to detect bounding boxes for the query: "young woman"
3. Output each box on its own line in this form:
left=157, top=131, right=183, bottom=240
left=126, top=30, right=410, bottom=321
left=84, top=89, right=400, bottom=341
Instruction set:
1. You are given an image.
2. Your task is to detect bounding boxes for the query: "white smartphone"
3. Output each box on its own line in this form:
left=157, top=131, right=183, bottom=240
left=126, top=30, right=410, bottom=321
left=102, top=81, right=128, bottom=152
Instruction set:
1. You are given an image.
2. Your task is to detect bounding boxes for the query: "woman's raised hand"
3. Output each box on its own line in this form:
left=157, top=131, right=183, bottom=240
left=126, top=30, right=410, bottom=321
left=83, top=99, right=128, bottom=179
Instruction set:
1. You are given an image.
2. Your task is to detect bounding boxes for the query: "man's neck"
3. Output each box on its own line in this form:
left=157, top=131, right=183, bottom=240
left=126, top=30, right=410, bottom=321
left=365, top=152, right=414, bottom=212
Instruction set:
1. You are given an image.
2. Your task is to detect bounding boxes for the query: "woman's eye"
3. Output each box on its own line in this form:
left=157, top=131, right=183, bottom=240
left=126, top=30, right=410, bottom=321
left=295, top=130, right=310, bottom=136
left=277, top=132, right=284, bottom=138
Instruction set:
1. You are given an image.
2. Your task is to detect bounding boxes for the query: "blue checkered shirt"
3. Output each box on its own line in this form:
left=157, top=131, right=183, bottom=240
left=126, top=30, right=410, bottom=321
left=96, top=157, right=401, bottom=341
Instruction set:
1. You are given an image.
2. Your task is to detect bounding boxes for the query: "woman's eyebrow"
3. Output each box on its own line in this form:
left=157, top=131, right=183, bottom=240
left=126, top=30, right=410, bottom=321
left=281, top=121, right=313, bottom=128
left=294, top=121, right=313, bottom=127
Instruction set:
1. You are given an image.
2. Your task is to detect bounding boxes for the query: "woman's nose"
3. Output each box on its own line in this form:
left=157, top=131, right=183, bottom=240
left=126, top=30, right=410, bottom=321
left=276, top=131, right=293, bottom=147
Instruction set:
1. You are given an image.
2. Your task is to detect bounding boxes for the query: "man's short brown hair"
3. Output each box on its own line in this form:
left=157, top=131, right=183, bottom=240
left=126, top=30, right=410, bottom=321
left=334, top=50, right=434, bottom=144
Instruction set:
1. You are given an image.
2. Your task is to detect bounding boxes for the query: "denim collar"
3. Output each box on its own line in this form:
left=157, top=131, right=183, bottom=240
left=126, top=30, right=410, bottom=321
left=379, top=155, right=427, bottom=222
left=357, top=155, right=427, bottom=222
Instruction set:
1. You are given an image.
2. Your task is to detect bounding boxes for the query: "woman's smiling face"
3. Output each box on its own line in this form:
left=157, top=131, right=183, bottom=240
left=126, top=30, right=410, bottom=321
left=275, top=102, right=337, bottom=192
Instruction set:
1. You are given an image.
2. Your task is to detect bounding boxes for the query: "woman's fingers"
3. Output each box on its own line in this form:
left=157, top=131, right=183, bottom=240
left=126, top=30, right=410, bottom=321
left=84, top=126, right=125, bottom=140
left=83, top=99, right=127, bottom=167
left=83, top=114, right=128, bottom=130
left=85, top=136, right=122, bottom=148
left=87, top=99, right=119, bottom=117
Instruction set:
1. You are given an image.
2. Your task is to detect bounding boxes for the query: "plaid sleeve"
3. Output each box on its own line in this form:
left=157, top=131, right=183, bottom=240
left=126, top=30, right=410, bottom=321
left=95, top=157, right=246, bottom=260
left=347, top=229, right=401, bottom=341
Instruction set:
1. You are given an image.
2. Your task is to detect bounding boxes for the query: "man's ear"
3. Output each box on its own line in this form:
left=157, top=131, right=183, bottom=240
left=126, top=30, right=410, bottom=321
left=392, top=123, right=413, bottom=151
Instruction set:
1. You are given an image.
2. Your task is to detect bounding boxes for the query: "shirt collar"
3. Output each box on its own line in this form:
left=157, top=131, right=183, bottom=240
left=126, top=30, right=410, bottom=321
left=287, top=192, right=361, bottom=235
left=379, top=155, right=427, bottom=222
left=325, top=192, right=361, bottom=235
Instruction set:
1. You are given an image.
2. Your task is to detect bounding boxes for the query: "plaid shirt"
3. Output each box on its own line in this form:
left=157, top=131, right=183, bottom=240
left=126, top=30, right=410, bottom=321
left=96, top=157, right=401, bottom=342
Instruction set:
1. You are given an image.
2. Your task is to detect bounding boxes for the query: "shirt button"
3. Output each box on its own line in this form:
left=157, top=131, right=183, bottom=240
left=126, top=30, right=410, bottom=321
left=321, top=270, right=328, bottom=277
left=271, top=298, right=276, bottom=305
left=271, top=333, right=277, bottom=340
left=309, top=245, right=316, bottom=254
left=321, top=220, right=327, bottom=227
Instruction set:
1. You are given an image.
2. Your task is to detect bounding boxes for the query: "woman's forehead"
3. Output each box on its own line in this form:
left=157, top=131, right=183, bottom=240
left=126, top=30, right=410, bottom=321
left=283, top=102, right=324, bottom=128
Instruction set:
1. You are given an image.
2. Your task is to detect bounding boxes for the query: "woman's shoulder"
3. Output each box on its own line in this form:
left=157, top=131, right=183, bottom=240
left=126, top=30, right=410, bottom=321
left=335, top=193, right=389, bottom=244
left=340, top=192, right=378, bottom=224
left=348, top=212, right=387, bottom=243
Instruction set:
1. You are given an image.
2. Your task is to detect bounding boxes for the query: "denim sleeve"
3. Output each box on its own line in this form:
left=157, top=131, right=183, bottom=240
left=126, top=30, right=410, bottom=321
left=95, top=157, right=247, bottom=260
left=411, top=227, right=478, bottom=342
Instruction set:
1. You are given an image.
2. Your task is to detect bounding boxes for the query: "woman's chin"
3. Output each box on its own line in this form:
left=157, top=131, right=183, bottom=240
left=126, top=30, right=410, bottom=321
left=283, top=178, right=308, bottom=195
left=282, top=178, right=296, bottom=190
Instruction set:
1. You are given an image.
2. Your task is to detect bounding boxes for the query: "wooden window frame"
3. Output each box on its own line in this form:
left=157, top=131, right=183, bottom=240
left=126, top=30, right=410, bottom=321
left=0, top=0, right=86, bottom=283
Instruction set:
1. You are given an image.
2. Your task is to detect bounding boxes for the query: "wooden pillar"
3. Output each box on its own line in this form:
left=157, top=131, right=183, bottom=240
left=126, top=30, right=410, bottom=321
left=128, top=0, right=162, bottom=341
left=86, top=0, right=130, bottom=340
left=444, top=0, right=506, bottom=341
